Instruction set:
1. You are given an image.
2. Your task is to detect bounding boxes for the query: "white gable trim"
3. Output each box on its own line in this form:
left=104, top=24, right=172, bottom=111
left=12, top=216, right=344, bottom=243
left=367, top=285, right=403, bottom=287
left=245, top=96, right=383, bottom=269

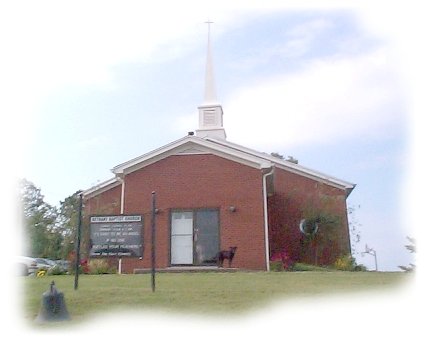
left=111, top=136, right=272, bottom=176
left=83, top=178, right=121, bottom=199
left=85, top=135, right=355, bottom=198
left=204, top=137, right=355, bottom=196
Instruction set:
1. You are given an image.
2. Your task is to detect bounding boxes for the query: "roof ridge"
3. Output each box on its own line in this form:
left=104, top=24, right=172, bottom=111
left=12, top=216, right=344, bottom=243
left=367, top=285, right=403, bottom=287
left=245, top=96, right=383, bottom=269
left=205, top=137, right=355, bottom=191
left=84, top=135, right=355, bottom=198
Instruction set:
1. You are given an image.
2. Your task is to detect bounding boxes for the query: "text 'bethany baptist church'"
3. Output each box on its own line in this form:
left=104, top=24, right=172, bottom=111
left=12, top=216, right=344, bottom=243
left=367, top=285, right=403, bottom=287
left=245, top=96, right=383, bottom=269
left=83, top=24, right=355, bottom=273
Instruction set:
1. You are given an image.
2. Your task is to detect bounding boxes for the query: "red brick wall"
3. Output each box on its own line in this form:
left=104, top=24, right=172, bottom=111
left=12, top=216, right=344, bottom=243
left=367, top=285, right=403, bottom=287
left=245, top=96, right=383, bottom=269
left=83, top=185, right=122, bottom=260
left=268, top=167, right=351, bottom=266
left=84, top=155, right=351, bottom=272
left=119, top=154, right=266, bottom=272
left=85, top=185, right=122, bottom=217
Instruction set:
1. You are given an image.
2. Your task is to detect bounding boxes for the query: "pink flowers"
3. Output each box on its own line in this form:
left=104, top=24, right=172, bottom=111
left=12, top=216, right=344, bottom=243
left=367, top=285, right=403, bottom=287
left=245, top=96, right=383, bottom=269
left=270, top=248, right=292, bottom=270
left=80, top=259, right=90, bottom=273
left=68, top=251, right=90, bottom=274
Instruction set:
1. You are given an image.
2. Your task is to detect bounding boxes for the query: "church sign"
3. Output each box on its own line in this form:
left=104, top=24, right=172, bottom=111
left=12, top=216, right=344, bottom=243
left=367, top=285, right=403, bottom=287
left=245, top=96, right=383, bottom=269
left=90, top=215, right=143, bottom=257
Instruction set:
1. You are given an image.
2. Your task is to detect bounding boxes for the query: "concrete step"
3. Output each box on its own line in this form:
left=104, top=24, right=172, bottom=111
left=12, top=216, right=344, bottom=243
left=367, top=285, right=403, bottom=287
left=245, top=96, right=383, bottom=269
left=133, top=266, right=239, bottom=274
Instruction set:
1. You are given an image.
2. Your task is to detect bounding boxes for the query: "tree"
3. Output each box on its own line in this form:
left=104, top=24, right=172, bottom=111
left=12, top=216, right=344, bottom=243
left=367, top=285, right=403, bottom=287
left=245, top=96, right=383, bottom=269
left=398, top=236, right=416, bottom=272
left=56, top=191, right=84, bottom=259
left=348, top=205, right=362, bottom=256
left=300, top=203, right=342, bottom=265
left=298, top=186, right=346, bottom=266
left=19, top=179, right=58, bottom=257
left=404, top=236, right=416, bottom=254
left=270, top=152, right=298, bottom=164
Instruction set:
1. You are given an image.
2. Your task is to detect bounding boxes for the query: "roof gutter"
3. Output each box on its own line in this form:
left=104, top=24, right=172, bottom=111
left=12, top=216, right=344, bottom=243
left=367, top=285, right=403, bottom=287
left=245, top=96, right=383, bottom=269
left=262, top=166, right=274, bottom=271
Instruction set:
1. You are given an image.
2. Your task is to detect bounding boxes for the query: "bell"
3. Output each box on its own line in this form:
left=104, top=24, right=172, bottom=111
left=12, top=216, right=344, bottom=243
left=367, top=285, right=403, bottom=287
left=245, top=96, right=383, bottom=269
left=35, top=281, right=71, bottom=322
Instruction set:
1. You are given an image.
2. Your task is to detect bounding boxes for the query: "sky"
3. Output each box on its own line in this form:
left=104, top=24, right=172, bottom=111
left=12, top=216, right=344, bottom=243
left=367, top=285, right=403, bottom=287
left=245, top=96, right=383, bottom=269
left=2, top=0, right=421, bottom=337
left=2, top=2, right=421, bottom=274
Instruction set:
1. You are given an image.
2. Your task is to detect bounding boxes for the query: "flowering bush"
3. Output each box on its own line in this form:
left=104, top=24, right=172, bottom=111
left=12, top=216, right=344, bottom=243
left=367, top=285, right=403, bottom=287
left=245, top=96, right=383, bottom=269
left=333, top=254, right=365, bottom=271
left=80, top=259, right=90, bottom=274
left=67, top=251, right=90, bottom=274
left=270, top=249, right=293, bottom=271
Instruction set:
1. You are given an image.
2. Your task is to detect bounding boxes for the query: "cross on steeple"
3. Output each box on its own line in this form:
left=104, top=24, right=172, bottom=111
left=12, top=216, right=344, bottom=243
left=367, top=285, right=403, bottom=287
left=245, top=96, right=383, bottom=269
left=205, top=19, right=213, bottom=29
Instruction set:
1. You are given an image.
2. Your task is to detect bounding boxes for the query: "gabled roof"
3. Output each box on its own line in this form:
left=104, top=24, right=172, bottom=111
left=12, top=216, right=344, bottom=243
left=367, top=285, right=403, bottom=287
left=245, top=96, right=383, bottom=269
left=205, top=137, right=356, bottom=196
left=83, top=177, right=121, bottom=200
left=111, top=135, right=272, bottom=176
left=83, top=135, right=355, bottom=199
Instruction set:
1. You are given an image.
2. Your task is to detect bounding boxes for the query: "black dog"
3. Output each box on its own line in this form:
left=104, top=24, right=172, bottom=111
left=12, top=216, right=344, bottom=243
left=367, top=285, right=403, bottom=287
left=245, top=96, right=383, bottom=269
left=216, top=246, right=237, bottom=268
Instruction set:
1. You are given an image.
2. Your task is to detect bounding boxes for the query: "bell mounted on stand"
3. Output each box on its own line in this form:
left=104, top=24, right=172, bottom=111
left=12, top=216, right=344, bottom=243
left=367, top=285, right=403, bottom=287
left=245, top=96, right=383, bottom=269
left=35, top=281, right=71, bottom=322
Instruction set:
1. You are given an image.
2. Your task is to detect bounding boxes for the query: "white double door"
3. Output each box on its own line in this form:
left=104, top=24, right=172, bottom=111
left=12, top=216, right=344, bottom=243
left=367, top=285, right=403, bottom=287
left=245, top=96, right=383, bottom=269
left=170, top=210, right=219, bottom=266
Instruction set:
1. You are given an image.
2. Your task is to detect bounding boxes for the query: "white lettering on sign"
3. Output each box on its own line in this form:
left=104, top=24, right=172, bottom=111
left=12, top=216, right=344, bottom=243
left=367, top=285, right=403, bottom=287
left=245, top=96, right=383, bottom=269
left=90, top=214, right=143, bottom=258
left=91, top=215, right=142, bottom=223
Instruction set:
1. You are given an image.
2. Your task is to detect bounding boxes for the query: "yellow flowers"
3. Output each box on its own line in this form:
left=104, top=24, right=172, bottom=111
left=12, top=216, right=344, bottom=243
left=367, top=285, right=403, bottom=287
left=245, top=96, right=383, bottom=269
left=37, top=270, right=46, bottom=277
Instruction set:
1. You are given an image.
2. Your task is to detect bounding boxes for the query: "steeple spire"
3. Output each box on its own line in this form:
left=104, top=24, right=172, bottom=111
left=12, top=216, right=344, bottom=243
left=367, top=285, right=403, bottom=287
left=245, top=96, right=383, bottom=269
left=204, top=20, right=217, bottom=104
left=196, top=20, right=226, bottom=140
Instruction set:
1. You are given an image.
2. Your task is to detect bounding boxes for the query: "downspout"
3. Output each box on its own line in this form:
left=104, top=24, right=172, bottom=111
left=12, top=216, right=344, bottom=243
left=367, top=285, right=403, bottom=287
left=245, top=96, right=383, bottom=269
left=116, top=176, right=125, bottom=215
left=262, top=167, right=274, bottom=271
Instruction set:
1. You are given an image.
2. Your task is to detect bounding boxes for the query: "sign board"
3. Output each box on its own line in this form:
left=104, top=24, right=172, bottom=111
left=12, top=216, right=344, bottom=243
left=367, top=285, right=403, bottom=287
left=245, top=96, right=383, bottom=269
left=90, top=215, right=143, bottom=257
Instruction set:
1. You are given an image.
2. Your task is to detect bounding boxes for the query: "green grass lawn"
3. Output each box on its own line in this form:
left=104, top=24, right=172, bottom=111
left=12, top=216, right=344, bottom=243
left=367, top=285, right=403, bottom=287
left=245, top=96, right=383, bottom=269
left=21, top=271, right=410, bottom=327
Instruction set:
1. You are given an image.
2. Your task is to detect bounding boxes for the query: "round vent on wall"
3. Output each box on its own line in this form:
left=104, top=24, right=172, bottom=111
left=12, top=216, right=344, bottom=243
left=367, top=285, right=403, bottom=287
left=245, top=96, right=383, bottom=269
left=299, top=219, right=319, bottom=235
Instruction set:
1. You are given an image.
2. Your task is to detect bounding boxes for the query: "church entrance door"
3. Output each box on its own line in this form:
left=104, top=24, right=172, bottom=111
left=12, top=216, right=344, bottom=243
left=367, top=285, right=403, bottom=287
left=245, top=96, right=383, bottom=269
left=171, top=209, right=219, bottom=266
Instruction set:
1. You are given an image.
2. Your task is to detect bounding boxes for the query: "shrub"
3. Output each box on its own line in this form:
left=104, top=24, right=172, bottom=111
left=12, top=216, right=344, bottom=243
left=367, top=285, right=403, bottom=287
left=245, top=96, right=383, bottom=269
left=354, top=264, right=367, bottom=272
left=334, top=255, right=355, bottom=271
left=270, top=249, right=293, bottom=271
left=67, top=257, right=90, bottom=274
left=333, top=254, right=366, bottom=271
left=88, top=259, right=116, bottom=275
left=47, top=265, right=67, bottom=275
left=292, top=263, right=334, bottom=271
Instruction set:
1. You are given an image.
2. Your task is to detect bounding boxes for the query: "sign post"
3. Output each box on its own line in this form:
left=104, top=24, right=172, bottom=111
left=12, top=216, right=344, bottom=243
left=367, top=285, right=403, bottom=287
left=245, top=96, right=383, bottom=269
left=74, top=193, right=83, bottom=290
left=151, top=191, right=156, bottom=293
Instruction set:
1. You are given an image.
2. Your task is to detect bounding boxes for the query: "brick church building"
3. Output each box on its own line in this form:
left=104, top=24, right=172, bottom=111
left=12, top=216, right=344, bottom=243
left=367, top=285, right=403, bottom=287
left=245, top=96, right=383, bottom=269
left=83, top=26, right=355, bottom=273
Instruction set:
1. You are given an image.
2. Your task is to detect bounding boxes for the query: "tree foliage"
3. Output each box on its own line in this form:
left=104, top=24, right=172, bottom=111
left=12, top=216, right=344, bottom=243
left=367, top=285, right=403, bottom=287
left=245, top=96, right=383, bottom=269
left=19, top=179, right=85, bottom=260
left=19, top=178, right=119, bottom=260
left=348, top=205, right=362, bottom=256
left=398, top=236, right=416, bottom=272
left=57, top=190, right=84, bottom=259
left=19, top=179, right=59, bottom=258
left=299, top=192, right=343, bottom=265
left=270, top=152, right=298, bottom=164
left=404, top=236, right=416, bottom=254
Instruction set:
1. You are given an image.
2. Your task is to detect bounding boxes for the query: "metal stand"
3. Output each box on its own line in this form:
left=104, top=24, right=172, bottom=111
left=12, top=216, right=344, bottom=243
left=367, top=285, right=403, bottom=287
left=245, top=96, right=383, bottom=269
left=151, top=191, right=156, bottom=292
left=361, top=244, right=378, bottom=271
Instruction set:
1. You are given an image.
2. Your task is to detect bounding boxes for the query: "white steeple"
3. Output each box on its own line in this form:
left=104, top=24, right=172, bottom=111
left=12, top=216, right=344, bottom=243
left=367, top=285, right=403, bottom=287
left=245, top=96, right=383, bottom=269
left=196, top=20, right=226, bottom=140
left=203, top=21, right=217, bottom=104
